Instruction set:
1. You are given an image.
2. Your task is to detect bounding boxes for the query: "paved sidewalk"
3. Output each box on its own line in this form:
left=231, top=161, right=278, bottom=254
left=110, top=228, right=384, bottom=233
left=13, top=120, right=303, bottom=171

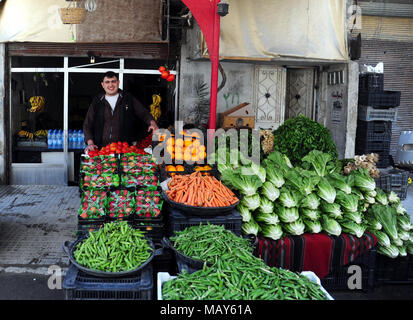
left=0, top=185, right=79, bottom=269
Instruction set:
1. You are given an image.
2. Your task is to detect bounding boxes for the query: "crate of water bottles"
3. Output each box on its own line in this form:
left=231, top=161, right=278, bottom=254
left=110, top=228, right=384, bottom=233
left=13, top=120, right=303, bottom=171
left=47, top=129, right=87, bottom=150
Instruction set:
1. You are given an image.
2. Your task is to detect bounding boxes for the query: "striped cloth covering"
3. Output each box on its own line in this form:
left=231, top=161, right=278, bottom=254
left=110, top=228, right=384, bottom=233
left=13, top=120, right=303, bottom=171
left=256, top=231, right=378, bottom=279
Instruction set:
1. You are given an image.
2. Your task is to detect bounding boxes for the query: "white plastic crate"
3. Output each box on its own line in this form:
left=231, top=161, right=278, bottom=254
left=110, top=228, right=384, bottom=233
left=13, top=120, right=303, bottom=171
left=358, top=105, right=398, bottom=122
left=157, top=271, right=334, bottom=300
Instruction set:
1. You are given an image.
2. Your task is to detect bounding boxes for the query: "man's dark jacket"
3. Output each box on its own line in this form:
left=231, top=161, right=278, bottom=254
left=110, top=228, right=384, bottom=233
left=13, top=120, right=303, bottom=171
left=83, top=89, right=154, bottom=148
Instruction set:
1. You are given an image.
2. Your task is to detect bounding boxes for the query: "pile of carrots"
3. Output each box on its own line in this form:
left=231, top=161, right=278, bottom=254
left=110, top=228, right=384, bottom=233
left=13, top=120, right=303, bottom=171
left=165, top=171, right=239, bottom=207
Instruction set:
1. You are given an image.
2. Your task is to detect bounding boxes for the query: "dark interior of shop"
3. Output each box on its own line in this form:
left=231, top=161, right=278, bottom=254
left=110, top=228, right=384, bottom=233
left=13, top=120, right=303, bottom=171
left=10, top=56, right=175, bottom=183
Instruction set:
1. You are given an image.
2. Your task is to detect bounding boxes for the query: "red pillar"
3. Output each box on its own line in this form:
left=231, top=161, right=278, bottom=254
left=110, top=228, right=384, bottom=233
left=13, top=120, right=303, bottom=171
left=180, top=0, right=222, bottom=131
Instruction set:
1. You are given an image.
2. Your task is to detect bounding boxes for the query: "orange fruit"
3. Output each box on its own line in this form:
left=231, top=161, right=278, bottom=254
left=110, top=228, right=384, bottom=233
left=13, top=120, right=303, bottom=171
left=191, top=155, right=199, bottom=162
left=198, top=145, right=206, bottom=153
left=199, top=151, right=207, bottom=160
left=176, top=165, right=185, bottom=171
left=184, top=140, right=192, bottom=147
left=175, top=138, right=184, bottom=148
left=175, top=153, right=183, bottom=161
left=166, top=137, right=175, bottom=146
left=183, top=152, right=192, bottom=162
left=192, top=139, right=201, bottom=148
left=166, top=145, right=175, bottom=154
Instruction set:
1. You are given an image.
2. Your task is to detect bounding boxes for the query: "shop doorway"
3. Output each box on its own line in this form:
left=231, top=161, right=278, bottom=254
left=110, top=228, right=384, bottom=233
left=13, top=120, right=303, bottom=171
left=9, top=57, right=177, bottom=185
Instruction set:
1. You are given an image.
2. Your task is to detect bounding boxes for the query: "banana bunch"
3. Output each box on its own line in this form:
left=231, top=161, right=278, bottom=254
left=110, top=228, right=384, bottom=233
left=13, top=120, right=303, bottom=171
left=35, top=130, right=48, bottom=137
left=18, top=130, right=34, bottom=140
left=29, top=96, right=45, bottom=113
left=150, top=94, right=162, bottom=121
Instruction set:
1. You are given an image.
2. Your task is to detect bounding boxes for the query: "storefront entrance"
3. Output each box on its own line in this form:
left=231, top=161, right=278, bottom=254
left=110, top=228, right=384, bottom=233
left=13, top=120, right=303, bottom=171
left=9, top=56, right=176, bottom=185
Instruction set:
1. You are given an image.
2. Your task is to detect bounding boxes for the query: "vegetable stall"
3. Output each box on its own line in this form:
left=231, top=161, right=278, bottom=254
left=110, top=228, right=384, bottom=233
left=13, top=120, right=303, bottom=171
left=62, top=117, right=413, bottom=300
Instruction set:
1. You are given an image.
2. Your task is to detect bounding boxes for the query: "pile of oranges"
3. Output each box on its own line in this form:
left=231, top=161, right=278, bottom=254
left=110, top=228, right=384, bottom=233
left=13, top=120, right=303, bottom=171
left=160, top=132, right=207, bottom=162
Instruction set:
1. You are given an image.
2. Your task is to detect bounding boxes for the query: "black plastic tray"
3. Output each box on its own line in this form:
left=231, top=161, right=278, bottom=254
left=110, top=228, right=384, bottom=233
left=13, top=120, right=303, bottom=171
left=162, top=190, right=238, bottom=217
left=62, top=234, right=162, bottom=278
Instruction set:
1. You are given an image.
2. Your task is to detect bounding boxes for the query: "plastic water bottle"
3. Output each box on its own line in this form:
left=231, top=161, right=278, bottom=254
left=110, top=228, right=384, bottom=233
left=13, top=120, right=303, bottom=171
left=68, top=129, right=73, bottom=149
left=58, top=130, right=63, bottom=149
left=47, top=129, right=52, bottom=149
left=50, top=130, right=56, bottom=149
left=77, top=130, right=83, bottom=149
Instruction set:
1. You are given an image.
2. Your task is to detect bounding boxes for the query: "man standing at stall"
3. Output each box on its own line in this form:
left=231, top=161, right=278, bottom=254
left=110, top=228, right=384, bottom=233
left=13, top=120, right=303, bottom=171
left=83, top=71, right=159, bottom=152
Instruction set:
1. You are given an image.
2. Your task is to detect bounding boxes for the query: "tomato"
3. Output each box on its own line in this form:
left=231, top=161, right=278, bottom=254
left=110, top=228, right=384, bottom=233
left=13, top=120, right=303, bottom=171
left=166, top=74, right=175, bottom=82
left=159, top=66, right=166, bottom=73
left=116, top=149, right=121, bottom=154
left=161, top=71, right=170, bottom=79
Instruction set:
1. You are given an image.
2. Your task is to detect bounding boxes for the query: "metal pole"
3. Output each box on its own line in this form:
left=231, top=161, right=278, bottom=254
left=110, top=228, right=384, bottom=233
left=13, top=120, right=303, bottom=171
left=64, top=57, right=69, bottom=184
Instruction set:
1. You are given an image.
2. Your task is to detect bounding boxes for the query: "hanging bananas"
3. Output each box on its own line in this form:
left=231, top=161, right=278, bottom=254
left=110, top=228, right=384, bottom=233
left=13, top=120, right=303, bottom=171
left=29, top=96, right=45, bottom=113
left=150, top=94, right=162, bottom=121
left=34, top=130, right=48, bottom=137
left=18, top=130, right=34, bottom=140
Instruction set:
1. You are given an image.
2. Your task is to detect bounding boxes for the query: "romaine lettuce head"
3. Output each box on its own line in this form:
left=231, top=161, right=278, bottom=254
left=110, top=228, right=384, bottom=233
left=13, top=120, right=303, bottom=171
left=221, top=170, right=263, bottom=196
left=398, top=245, right=407, bottom=257
left=242, top=218, right=260, bottom=236
left=397, top=215, right=413, bottom=232
left=388, top=191, right=400, bottom=204
left=301, top=150, right=334, bottom=177
left=375, top=188, right=389, bottom=206
left=377, top=244, right=399, bottom=258
left=393, top=203, right=407, bottom=216
left=261, top=181, right=280, bottom=202
left=352, top=168, right=376, bottom=191
left=299, top=193, right=320, bottom=210
left=320, top=201, right=342, bottom=219
left=259, top=196, right=274, bottom=214
left=369, top=230, right=391, bottom=248
left=283, top=219, right=305, bottom=236
left=260, top=224, right=283, bottom=241
left=317, top=178, right=336, bottom=204
left=276, top=205, right=300, bottom=223
left=279, top=187, right=302, bottom=208
left=240, top=194, right=261, bottom=211
left=327, top=172, right=352, bottom=194
left=398, top=229, right=411, bottom=242
left=336, top=191, right=359, bottom=213
left=340, top=219, right=366, bottom=238
left=321, top=215, right=342, bottom=236
left=265, top=165, right=285, bottom=188
left=303, top=219, right=322, bottom=234
left=255, top=211, right=279, bottom=225
left=237, top=204, right=252, bottom=222
left=343, top=211, right=363, bottom=224
left=241, top=162, right=266, bottom=184
left=300, top=208, right=320, bottom=221
left=370, top=204, right=398, bottom=241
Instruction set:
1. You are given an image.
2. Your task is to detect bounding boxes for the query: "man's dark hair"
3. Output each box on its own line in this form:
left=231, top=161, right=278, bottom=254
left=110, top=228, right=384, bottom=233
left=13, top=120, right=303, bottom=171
left=102, top=71, right=118, bottom=82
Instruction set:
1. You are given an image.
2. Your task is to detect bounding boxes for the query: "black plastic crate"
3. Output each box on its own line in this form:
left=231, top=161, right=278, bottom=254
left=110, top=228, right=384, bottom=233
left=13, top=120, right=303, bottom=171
left=374, top=253, right=413, bottom=285
left=76, top=220, right=105, bottom=237
left=358, top=90, right=401, bottom=108
left=355, top=139, right=391, bottom=153
left=63, top=263, right=154, bottom=300
left=356, top=120, right=392, bottom=142
left=359, top=73, right=384, bottom=93
left=167, top=207, right=243, bottom=237
left=133, top=219, right=165, bottom=245
left=321, top=248, right=376, bottom=293
left=374, top=169, right=409, bottom=200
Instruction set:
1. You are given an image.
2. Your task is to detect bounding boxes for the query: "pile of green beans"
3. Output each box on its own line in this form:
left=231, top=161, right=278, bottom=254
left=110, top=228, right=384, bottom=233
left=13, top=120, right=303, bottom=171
left=170, top=223, right=253, bottom=265
left=163, top=224, right=328, bottom=300
left=73, top=221, right=153, bottom=273
left=163, top=253, right=327, bottom=300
